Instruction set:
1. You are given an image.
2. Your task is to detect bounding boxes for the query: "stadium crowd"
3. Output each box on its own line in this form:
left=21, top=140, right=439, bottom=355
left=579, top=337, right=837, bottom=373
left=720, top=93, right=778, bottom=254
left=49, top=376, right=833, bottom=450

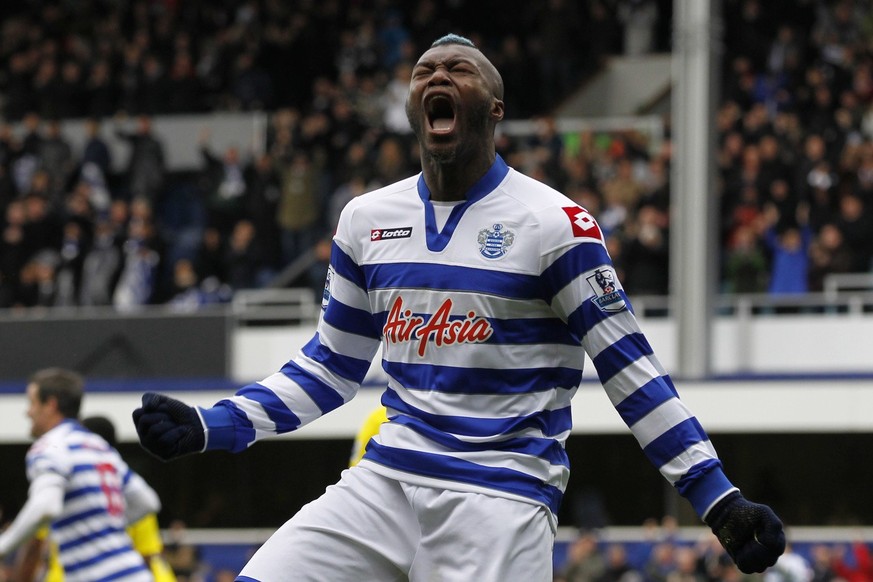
left=0, top=0, right=629, bottom=310
left=554, top=519, right=873, bottom=582
left=0, top=0, right=871, bottom=314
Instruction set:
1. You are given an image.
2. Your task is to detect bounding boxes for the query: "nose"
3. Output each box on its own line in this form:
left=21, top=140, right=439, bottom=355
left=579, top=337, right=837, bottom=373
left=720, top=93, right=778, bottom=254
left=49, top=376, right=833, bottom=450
left=427, top=66, right=451, bottom=86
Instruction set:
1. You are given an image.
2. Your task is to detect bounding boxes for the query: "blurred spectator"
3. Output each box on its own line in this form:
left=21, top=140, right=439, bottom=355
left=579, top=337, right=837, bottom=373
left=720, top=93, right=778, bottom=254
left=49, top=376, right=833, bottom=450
left=599, top=543, right=644, bottom=582
left=168, top=258, right=230, bottom=312
left=618, top=0, right=659, bottom=57
left=21, top=191, right=62, bottom=259
left=55, top=60, right=87, bottom=119
left=229, top=51, right=275, bottom=111
left=163, top=521, right=203, bottom=582
left=80, top=118, right=113, bottom=188
left=371, top=134, right=414, bottom=187
left=644, top=541, right=677, bottom=582
left=326, top=96, right=368, bottom=180
left=808, top=223, right=856, bottom=292
left=37, top=119, right=74, bottom=203
left=555, top=530, right=606, bottom=582
left=535, top=0, right=584, bottom=109
left=0, top=200, right=29, bottom=307
left=762, top=204, right=812, bottom=295
left=54, top=219, right=88, bottom=307
left=601, top=158, right=645, bottom=230
left=11, top=114, right=43, bottom=196
left=16, top=249, right=60, bottom=308
left=112, top=210, right=161, bottom=310
left=723, top=224, right=769, bottom=294
left=166, top=52, right=203, bottom=114
left=197, top=128, right=248, bottom=237
left=79, top=218, right=123, bottom=307
left=764, top=540, right=813, bottom=582
left=833, top=193, right=873, bottom=271
left=85, top=60, right=118, bottom=119
left=140, top=53, right=172, bottom=116
left=275, top=150, right=322, bottom=269
left=808, top=544, right=838, bottom=582
left=195, top=227, right=227, bottom=285
left=114, top=115, right=166, bottom=203
left=831, top=541, right=873, bottom=582
left=621, top=205, right=670, bottom=296
left=244, top=153, right=282, bottom=278
left=381, top=62, right=414, bottom=135
left=224, top=219, right=261, bottom=290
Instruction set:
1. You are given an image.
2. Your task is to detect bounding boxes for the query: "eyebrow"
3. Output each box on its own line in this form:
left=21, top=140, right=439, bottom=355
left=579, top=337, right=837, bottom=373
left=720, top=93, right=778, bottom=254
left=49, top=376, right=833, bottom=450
left=414, top=56, right=479, bottom=70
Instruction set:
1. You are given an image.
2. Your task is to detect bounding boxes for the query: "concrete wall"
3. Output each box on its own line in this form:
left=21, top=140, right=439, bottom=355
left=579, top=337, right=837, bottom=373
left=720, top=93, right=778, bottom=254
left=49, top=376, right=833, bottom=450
left=1, top=309, right=871, bottom=443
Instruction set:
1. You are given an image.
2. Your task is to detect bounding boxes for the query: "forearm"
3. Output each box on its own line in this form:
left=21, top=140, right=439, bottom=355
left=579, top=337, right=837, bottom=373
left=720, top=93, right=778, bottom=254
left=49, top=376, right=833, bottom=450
left=201, top=304, right=379, bottom=450
left=12, top=537, right=45, bottom=582
left=201, top=355, right=361, bottom=452
left=0, top=475, right=64, bottom=557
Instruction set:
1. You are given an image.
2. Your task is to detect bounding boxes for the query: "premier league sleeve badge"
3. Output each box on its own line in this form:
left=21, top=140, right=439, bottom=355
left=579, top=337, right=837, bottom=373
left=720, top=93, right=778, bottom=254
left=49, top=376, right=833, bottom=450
left=586, top=267, right=627, bottom=312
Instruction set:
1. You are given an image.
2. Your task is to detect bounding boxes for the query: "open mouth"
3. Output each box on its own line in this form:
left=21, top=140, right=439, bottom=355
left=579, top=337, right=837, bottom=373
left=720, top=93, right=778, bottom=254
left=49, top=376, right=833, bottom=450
left=426, top=95, right=456, bottom=134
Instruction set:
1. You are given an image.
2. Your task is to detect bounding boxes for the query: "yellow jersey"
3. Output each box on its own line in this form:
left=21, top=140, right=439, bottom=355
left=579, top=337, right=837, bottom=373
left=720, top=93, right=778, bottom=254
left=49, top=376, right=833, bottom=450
left=349, top=406, right=389, bottom=467
left=39, top=513, right=176, bottom=582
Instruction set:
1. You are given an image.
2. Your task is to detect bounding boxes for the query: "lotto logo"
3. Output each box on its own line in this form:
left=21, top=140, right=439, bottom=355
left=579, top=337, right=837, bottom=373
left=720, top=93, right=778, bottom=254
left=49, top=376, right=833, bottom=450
left=371, top=227, right=413, bottom=241
left=562, top=207, right=602, bottom=240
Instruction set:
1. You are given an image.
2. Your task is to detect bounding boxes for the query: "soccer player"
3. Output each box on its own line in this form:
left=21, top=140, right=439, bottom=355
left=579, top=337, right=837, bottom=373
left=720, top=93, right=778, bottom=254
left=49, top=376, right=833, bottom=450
left=17, top=416, right=178, bottom=582
left=133, top=34, right=785, bottom=581
left=0, top=368, right=159, bottom=581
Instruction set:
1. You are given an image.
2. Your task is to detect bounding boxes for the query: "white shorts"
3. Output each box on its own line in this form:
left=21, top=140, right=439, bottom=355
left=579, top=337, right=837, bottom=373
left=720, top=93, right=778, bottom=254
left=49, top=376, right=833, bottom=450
left=236, top=464, right=555, bottom=582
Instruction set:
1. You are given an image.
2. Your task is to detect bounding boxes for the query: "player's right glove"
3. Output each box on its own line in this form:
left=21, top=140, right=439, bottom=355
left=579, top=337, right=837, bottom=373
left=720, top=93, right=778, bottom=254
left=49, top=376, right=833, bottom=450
left=704, top=491, right=786, bottom=573
left=132, top=392, right=205, bottom=461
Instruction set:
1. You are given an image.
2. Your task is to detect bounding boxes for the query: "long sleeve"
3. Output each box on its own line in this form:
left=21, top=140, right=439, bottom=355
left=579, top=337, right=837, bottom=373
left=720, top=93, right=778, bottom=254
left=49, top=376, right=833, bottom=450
left=540, top=206, right=736, bottom=519
left=200, top=232, right=382, bottom=452
left=0, top=473, right=65, bottom=557
left=123, top=470, right=161, bottom=524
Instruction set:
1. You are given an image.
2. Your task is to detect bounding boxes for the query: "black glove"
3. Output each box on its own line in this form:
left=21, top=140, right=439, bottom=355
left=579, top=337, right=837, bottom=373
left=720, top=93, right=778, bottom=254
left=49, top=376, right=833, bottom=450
left=705, top=491, right=786, bottom=573
left=132, top=392, right=205, bottom=461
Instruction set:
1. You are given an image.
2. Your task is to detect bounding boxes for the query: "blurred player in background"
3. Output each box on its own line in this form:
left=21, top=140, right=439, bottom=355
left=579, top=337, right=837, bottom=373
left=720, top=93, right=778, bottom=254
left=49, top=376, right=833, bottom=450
left=133, top=34, right=785, bottom=581
left=15, top=416, right=177, bottom=582
left=0, top=368, right=159, bottom=581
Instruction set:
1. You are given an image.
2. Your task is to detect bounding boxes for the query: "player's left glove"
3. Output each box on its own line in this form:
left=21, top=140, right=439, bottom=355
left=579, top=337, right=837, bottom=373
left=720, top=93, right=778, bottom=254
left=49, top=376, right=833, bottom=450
left=132, top=392, right=205, bottom=461
left=704, top=491, right=786, bottom=573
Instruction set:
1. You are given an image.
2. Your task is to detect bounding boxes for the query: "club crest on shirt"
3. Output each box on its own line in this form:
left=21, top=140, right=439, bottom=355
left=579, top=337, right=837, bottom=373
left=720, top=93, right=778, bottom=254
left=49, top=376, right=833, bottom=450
left=477, top=223, right=515, bottom=259
left=586, top=267, right=627, bottom=312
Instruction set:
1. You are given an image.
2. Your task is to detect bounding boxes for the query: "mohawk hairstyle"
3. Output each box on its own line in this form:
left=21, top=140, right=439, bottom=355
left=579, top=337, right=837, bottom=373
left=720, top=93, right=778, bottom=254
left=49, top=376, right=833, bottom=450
left=431, top=33, right=477, bottom=49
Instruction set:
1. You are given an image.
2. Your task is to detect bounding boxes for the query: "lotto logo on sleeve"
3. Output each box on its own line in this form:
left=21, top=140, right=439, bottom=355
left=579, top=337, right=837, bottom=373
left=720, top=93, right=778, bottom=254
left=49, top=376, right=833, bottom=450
left=562, top=207, right=602, bottom=240
left=371, top=227, right=413, bottom=241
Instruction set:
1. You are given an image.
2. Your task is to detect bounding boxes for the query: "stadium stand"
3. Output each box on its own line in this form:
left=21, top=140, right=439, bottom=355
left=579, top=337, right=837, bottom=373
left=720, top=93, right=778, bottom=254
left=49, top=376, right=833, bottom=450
left=2, top=1, right=873, bottom=580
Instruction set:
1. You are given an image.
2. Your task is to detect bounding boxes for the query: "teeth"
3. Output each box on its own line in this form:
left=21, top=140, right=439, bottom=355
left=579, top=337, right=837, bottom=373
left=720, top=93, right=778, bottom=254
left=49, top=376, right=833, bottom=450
left=432, top=118, right=453, bottom=132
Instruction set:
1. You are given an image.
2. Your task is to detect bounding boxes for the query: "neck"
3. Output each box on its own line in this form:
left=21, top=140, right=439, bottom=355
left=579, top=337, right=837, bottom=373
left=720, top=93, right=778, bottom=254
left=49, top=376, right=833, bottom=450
left=420, top=151, right=496, bottom=202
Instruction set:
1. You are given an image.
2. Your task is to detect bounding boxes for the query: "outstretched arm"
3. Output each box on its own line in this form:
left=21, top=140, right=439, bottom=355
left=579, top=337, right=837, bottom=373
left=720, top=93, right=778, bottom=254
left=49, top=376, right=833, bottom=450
left=542, top=206, right=784, bottom=573
left=0, top=473, right=64, bottom=557
left=134, top=237, right=382, bottom=460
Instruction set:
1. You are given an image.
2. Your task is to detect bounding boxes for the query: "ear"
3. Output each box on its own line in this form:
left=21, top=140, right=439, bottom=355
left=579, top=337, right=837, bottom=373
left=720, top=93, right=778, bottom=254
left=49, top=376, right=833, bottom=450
left=45, top=395, right=61, bottom=414
left=491, top=98, right=505, bottom=123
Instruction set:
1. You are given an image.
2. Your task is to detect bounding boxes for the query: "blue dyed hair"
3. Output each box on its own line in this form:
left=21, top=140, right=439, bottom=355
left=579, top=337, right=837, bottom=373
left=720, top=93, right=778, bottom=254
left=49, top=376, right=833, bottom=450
left=431, top=34, right=477, bottom=49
